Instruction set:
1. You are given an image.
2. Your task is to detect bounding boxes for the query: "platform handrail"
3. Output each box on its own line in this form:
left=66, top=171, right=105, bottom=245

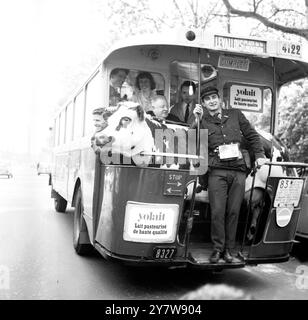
left=140, top=151, right=205, bottom=160
left=263, top=161, right=308, bottom=168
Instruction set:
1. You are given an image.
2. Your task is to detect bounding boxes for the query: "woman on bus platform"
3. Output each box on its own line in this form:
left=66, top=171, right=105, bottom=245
left=132, top=71, right=157, bottom=112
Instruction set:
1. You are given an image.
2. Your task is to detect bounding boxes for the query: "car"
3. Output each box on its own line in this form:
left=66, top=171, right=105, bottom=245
left=36, top=162, right=51, bottom=175
left=0, top=162, right=13, bottom=178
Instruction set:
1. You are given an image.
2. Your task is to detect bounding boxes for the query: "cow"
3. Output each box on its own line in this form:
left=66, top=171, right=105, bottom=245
left=93, top=101, right=188, bottom=167
left=93, top=101, right=157, bottom=166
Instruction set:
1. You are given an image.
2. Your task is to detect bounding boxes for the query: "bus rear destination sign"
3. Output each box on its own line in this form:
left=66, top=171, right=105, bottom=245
left=214, top=35, right=267, bottom=55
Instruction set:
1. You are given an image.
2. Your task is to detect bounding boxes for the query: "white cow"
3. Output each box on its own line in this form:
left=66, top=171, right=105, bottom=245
left=94, top=101, right=162, bottom=166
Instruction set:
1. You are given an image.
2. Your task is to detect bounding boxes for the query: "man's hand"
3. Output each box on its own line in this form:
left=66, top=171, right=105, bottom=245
left=255, top=157, right=269, bottom=168
left=193, top=104, right=203, bottom=118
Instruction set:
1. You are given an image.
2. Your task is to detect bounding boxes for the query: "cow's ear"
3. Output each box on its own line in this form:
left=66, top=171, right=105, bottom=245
left=136, top=105, right=144, bottom=121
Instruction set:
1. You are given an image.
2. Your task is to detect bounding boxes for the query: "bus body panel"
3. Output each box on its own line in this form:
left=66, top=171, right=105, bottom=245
left=53, top=152, right=69, bottom=200
left=67, top=149, right=81, bottom=204
left=79, top=147, right=96, bottom=242
left=296, top=178, right=308, bottom=238
left=94, top=165, right=189, bottom=258
left=247, top=177, right=303, bottom=260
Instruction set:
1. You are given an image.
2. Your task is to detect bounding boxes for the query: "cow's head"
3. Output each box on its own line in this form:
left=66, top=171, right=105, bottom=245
left=95, top=101, right=155, bottom=165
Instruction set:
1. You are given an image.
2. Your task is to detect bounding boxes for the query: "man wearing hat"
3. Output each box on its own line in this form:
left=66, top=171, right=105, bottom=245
left=193, top=86, right=266, bottom=263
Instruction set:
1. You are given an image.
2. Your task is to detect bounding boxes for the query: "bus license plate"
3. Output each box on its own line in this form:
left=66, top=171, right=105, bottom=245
left=153, top=247, right=176, bottom=259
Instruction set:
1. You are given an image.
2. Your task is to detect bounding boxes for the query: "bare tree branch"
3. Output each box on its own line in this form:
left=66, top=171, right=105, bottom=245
left=172, top=0, right=186, bottom=26
left=187, top=0, right=198, bottom=28
left=222, top=0, right=308, bottom=40
left=144, top=16, right=162, bottom=32
left=268, top=8, right=306, bottom=20
left=254, top=0, right=264, bottom=12
left=144, top=15, right=174, bottom=30
left=200, top=1, right=224, bottom=30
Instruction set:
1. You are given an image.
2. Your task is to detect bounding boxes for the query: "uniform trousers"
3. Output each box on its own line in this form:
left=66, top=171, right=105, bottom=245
left=208, top=168, right=246, bottom=252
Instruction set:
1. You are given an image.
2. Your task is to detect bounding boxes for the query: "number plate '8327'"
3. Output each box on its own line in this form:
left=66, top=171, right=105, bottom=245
left=153, top=247, right=177, bottom=259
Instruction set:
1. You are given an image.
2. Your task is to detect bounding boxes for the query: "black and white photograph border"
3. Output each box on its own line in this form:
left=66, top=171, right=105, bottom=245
left=0, top=0, right=308, bottom=304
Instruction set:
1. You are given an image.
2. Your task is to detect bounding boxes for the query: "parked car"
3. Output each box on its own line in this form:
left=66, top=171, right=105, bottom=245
left=0, top=162, right=13, bottom=178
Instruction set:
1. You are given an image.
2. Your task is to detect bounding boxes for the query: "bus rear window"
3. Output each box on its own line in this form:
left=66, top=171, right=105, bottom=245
left=109, top=68, right=165, bottom=111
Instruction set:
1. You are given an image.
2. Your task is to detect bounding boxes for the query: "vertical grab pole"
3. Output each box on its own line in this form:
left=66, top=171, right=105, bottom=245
left=196, top=48, right=201, bottom=156
left=184, top=48, right=202, bottom=260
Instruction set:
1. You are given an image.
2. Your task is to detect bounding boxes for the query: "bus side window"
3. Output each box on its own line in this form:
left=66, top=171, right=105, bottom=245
left=85, top=71, right=103, bottom=136
left=65, top=102, right=73, bottom=143
left=54, top=116, right=59, bottom=146
left=59, top=110, right=66, bottom=145
left=73, top=90, right=85, bottom=139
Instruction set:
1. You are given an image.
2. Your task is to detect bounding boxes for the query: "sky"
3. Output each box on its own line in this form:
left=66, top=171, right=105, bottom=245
left=0, top=0, right=109, bottom=158
left=0, top=1, right=36, bottom=155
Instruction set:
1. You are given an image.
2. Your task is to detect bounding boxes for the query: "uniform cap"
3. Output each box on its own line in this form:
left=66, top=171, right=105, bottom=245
left=200, top=86, right=219, bottom=99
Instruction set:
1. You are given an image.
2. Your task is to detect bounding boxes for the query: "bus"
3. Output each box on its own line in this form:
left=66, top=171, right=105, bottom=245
left=50, top=28, right=308, bottom=269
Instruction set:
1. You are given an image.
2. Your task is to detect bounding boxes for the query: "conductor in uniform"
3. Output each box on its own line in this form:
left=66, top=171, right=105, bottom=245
left=193, top=86, right=266, bottom=263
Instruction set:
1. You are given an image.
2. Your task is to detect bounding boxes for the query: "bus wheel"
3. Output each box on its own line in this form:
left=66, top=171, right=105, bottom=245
left=54, top=194, right=67, bottom=213
left=73, top=188, right=92, bottom=255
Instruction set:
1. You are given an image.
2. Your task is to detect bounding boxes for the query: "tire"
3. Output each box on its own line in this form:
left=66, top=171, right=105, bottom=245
left=73, top=188, right=92, bottom=255
left=54, top=194, right=67, bottom=213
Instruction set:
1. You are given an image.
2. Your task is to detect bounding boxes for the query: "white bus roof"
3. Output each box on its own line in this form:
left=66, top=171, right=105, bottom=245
left=106, top=28, right=308, bottom=62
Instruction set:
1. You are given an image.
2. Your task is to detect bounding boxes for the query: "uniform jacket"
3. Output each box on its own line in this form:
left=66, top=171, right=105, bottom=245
left=197, top=108, right=265, bottom=171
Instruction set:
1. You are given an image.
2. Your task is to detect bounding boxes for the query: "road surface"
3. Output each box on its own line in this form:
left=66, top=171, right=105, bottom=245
left=0, top=166, right=308, bottom=300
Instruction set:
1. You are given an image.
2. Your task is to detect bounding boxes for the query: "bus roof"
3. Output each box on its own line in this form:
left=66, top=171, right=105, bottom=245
left=104, top=28, right=308, bottom=85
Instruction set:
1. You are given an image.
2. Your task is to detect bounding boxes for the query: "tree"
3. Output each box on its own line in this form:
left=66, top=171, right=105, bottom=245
left=102, top=0, right=226, bottom=41
left=277, top=80, right=308, bottom=162
left=222, top=0, right=308, bottom=40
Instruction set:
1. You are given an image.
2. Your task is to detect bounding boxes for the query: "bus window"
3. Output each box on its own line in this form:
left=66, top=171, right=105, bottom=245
left=54, top=117, right=59, bottom=146
left=73, top=90, right=85, bottom=139
left=59, top=111, right=66, bottom=145
left=223, top=83, right=273, bottom=133
left=109, top=68, right=165, bottom=110
left=109, top=68, right=130, bottom=106
left=85, top=71, right=103, bottom=136
left=170, top=61, right=217, bottom=106
left=65, top=102, right=73, bottom=143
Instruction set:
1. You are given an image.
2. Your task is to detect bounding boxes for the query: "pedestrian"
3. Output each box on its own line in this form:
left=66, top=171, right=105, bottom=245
left=193, top=86, right=266, bottom=263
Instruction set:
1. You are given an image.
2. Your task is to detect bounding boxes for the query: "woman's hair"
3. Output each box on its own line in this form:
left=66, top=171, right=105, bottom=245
left=135, top=72, right=156, bottom=90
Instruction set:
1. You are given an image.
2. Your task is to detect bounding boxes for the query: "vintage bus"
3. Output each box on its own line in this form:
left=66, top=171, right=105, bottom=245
left=50, top=28, right=308, bottom=269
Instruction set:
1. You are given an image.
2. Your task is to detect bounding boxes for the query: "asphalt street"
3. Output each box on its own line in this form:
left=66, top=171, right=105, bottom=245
left=1, top=166, right=308, bottom=300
